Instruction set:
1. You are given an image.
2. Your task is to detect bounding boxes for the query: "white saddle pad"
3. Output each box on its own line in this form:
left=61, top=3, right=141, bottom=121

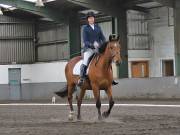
left=73, top=60, right=90, bottom=75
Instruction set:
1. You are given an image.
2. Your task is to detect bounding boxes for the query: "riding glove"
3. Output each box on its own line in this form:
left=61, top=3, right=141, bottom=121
left=89, top=45, right=95, bottom=49
left=93, top=41, right=99, bottom=48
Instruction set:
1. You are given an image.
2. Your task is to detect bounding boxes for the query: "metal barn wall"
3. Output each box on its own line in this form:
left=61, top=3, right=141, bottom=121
left=98, top=21, right=112, bottom=40
left=37, top=23, right=69, bottom=61
left=0, top=62, right=179, bottom=100
left=127, top=10, right=149, bottom=50
left=0, top=62, right=67, bottom=100
left=148, top=7, right=175, bottom=77
left=0, top=16, right=35, bottom=64
left=127, top=7, right=175, bottom=78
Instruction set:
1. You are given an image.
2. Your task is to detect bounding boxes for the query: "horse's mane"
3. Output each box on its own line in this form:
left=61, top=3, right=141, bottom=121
left=99, top=41, right=108, bottom=54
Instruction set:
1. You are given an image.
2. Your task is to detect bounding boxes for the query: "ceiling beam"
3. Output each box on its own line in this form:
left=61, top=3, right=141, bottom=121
left=66, top=0, right=125, bottom=17
left=129, top=6, right=149, bottom=13
left=153, top=0, right=174, bottom=7
left=0, top=0, right=67, bottom=23
left=122, top=0, right=174, bottom=12
left=123, top=0, right=154, bottom=8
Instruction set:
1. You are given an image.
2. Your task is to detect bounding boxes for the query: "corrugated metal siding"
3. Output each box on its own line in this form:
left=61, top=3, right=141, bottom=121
left=127, top=10, right=149, bottom=50
left=0, top=15, right=24, bottom=22
left=0, top=16, right=35, bottom=64
left=37, top=23, right=69, bottom=61
left=98, top=21, right=112, bottom=40
left=0, top=40, right=34, bottom=64
left=37, top=43, right=69, bottom=61
left=0, top=23, right=34, bottom=37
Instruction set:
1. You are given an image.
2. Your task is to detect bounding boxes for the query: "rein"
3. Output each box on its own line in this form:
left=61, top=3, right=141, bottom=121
left=94, top=42, right=116, bottom=67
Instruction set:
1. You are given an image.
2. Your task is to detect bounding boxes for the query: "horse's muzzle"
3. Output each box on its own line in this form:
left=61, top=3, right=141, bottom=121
left=114, top=59, right=122, bottom=65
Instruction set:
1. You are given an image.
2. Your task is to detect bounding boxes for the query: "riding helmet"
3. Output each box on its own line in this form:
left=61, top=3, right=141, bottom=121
left=86, top=12, right=95, bottom=19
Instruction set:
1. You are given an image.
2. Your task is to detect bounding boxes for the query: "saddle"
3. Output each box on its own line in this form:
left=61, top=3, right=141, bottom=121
left=73, top=54, right=98, bottom=75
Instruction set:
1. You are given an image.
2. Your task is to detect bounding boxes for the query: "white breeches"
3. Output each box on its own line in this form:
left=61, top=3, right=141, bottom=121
left=82, top=48, right=98, bottom=66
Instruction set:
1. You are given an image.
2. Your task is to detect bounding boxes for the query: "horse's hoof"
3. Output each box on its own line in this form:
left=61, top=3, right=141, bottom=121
left=98, top=115, right=102, bottom=120
left=102, top=111, right=109, bottom=118
left=68, top=111, right=74, bottom=121
left=77, top=115, right=82, bottom=120
left=68, top=114, right=73, bottom=121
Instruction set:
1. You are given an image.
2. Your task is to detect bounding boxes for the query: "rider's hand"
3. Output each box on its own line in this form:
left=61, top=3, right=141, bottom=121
left=89, top=45, right=95, bottom=49
left=93, top=41, right=99, bottom=48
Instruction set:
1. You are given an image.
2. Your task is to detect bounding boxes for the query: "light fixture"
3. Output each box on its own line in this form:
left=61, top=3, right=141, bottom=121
left=35, top=0, right=44, bottom=7
left=0, top=8, right=3, bottom=15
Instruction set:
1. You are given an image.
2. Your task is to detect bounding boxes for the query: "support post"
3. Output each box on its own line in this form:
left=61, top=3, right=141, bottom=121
left=69, top=12, right=81, bottom=58
left=174, top=0, right=180, bottom=76
left=115, top=11, right=128, bottom=78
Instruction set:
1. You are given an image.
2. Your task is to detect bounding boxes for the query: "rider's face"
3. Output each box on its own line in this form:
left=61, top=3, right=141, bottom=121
left=88, top=16, right=95, bottom=25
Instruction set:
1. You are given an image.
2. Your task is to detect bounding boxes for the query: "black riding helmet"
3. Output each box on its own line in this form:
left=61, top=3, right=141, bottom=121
left=86, top=12, right=95, bottom=19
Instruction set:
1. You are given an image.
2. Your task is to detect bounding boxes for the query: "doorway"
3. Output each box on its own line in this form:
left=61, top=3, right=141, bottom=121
left=8, top=68, right=21, bottom=100
left=131, top=61, right=149, bottom=78
left=162, top=60, right=174, bottom=76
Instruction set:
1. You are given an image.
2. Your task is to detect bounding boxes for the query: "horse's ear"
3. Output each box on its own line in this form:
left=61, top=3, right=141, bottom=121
left=109, top=34, right=119, bottom=41
left=109, top=35, right=112, bottom=41
left=117, top=35, right=119, bottom=40
left=109, top=34, right=116, bottom=41
left=117, top=35, right=120, bottom=42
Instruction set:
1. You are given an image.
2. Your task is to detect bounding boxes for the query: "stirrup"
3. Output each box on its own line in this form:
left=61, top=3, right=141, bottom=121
left=112, top=80, right=118, bottom=86
left=77, top=78, right=85, bottom=86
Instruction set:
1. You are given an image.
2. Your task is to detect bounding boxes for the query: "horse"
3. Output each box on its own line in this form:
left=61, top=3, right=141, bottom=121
left=55, top=35, right=122, bottom=120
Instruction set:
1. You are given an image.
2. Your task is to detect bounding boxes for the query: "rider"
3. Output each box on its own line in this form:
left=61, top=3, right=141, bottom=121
left=78, top=11, right=118, bottom=86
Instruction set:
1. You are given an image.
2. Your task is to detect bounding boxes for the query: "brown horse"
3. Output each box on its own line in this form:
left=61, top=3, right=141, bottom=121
left=55, top=35, right=121, bottom=120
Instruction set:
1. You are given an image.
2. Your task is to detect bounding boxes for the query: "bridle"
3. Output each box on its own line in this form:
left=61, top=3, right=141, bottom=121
left=108, top=41, right=120, bottom=59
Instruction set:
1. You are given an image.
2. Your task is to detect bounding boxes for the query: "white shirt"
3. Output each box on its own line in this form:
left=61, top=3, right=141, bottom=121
left=90, top=24, right=94, bottom=30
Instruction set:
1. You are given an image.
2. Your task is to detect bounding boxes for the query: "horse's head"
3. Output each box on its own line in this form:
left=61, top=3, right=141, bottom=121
left=108, top=34, right=122, bottom=64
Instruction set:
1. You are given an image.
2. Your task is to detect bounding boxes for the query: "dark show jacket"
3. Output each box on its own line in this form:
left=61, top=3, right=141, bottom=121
left=82, top=24, right=106, bottom=51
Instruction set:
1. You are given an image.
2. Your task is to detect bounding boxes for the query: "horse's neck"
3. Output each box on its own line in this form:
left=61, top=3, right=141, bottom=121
left=97, top=50, right=112, bottom=69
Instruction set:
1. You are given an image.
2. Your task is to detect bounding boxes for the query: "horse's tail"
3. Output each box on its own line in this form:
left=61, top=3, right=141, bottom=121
left=55, top=84, right=76, bottom=98
left=55, top=85, right=68, bottom=98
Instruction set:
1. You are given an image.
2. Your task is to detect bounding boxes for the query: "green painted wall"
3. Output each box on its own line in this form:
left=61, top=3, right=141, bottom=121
left=175, top=54, right=180, bottom=76
left=174, top=0, right=180, bottom=76
left=69, top=13, right=81, bottom=58
left=114, top=11, right=128, bottom=78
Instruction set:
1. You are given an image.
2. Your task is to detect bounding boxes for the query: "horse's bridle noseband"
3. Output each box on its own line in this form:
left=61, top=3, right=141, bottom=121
left=108, top=42, right=120, bottom=59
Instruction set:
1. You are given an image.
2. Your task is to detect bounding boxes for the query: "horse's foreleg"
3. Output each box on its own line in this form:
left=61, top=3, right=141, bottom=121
left=103, top=87, right=114, bottom=118
left=92, top=85, right=102, bottom=120
left=77, top=88, right=86, bottom=120
left=68, top=85, right=74, bottom=121
left=96, top=98, right=102, bottom=120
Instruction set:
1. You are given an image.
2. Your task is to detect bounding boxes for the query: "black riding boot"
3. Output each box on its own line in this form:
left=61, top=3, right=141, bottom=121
left=77, top=64, right=87, bottom=86
left=112, top=80, right=118, bottom=85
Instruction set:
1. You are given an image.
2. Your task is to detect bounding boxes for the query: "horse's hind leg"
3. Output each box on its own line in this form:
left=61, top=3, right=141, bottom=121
left=102, top=87, right=114, bottom=118
left=77, top=88, right=86, bottom=120
left=67, top=84, right=75, bottom=120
